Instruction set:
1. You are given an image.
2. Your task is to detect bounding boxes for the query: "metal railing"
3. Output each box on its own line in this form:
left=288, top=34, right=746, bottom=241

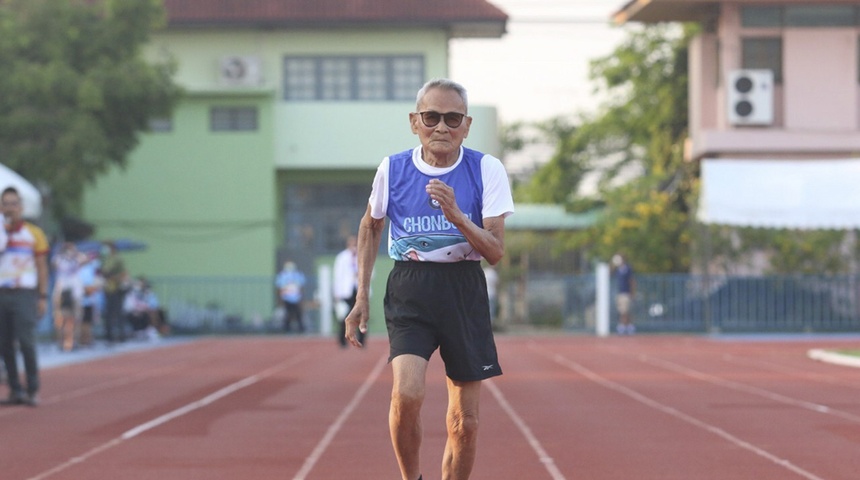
left=39, top=273, right=857, bottom=336
left=149, top=276, right=283, bottom=333
left=503, top=273, right=860, bottom=334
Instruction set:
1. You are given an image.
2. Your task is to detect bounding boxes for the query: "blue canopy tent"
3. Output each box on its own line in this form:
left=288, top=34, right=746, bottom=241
left=74, top=238, right=148, bottom=255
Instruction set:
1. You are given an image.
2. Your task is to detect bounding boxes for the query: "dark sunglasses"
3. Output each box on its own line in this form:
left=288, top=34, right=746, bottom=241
left=416, top=111, right=466, bottom=128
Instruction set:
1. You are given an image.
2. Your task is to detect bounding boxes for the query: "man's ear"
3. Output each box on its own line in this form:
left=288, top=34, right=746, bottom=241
left=463, top=116, right=472, bottom=138
left=409, top=112, right=420, bottom=134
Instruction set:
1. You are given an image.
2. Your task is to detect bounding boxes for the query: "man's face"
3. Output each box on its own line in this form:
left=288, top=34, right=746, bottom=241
left=1, top=192, right=22, bottom=222
left=410, top=87, right=471, bottom=159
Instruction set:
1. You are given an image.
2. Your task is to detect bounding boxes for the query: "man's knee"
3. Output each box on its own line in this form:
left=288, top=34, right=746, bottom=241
left=447, top=409, right=479, bottom=441
left=391, top=385, right=424, bottom=415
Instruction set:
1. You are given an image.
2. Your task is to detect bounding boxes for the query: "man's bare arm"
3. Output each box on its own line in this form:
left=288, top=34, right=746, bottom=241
left=345, top=205, right=386, bottom=347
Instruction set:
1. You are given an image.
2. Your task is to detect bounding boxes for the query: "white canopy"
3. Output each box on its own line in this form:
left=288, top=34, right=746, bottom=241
left=697, top=158, right=860, bottom=230
left=0, top=163, right=42, bottom=218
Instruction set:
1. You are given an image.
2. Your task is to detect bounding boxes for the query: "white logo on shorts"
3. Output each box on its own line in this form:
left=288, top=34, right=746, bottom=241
left=482, top=365, right=495, bottom=371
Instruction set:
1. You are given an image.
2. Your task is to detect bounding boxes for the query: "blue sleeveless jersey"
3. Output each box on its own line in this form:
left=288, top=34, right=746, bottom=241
left=387, top=148, right=485, bottom=262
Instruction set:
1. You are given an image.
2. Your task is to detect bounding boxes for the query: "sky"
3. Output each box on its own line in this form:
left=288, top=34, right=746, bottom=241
left=450, top=0, right=630, bottom=124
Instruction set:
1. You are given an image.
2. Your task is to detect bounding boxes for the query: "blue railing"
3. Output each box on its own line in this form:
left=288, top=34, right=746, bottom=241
left=41, top=273, right=859, bottom=336
left=148, top=276, right=282, bottom=333
left=634, top=275, right=860, bottom=332
left=503, top=273, right=860, bottom=334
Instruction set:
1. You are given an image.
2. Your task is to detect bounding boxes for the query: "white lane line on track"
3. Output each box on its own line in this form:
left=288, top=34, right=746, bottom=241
left=291, top=353, right=389, bottom=480
left=722, top=353, right=860, bottom=390
left=548, top=353, right=826, bottom=480
left=27, top=354, right=308, bottom=480
left=808, top=348, right=860, bottom=369
left=638, top=354, right=860, bottom=424
left=485, top=379, right=567, bottom=480
left=0, top=360, right=210, bottom=419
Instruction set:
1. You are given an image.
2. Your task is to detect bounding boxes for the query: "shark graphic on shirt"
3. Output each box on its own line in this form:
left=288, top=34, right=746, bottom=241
left=390, top=234, right=475, bottom=262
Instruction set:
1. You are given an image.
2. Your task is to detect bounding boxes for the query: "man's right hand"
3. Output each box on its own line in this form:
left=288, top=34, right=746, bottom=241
left=344, top=302, right=369, bottom=348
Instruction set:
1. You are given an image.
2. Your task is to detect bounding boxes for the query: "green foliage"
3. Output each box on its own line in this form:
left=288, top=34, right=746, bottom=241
left=0, top=0, right=181, bottom=217
left=507, top=24, right=854, bottom=275
left=518, top=25, right=697, bottom=273
left=515, top=117, right=584, bottom=205
left=703, top=226, right=856, bottom=275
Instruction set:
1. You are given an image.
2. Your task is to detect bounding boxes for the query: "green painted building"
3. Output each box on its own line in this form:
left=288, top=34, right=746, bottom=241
left=81, top=1, right=509, bottom=332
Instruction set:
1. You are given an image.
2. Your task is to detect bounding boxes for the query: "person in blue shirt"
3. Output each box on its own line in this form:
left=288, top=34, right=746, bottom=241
left=344, top=78, right=514, bottom=480
left=612, top=253, right=637, bottom=335
left=275, top=261, right=306, bottom=333
left=77, top=253, right=104, bottom=347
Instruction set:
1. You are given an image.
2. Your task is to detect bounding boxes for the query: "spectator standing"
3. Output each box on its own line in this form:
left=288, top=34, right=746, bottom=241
left=51, top=242, right=87, bottom=351
left=344, top=78, right=514, bottom=480
left=77, top=252, right=103, bottom=347
left=333, top=235, right=363, bottom=348
left=612, top=253, right=636, bottom=335
left=275, top=261, right=306, bottom=333
left=101, top=242, right=128, bottom=343
left=0, top=187, right=48, bottom=407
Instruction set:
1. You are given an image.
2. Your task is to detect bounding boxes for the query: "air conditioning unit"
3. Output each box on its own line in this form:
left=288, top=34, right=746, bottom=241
left=219, top=56, right=262, bottom=87
left=727, top=69, right=774, bottom=126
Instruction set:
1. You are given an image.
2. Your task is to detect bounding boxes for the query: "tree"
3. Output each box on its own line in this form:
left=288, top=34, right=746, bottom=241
left=0, top=0, right=182, bottom=218
left=518, top=24, right=856, bottom=275
left=701, top=226, right=856, bottom=275
left=520, top=24, right=696, bottom=273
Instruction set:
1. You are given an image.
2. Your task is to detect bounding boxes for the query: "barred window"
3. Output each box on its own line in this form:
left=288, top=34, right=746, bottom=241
left=741, top=5, right=859, bottom=28
left=741, top=37, right=783, bottom=83
left=147, top=117, right=173, bottom=133
left=283, top=55, right=424, bottom=101
left=210, top=106, right=258, bottom=132
left=283, top=58, right=316, bottom=100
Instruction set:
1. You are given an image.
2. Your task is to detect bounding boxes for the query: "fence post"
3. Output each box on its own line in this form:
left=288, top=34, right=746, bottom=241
left=318, top=265, right=332, bottom=336
left=596, top=262, right=610, bottom=337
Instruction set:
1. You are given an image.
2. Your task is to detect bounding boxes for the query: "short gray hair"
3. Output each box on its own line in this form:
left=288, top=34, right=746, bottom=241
left=415, top=78, right=468, bottom=112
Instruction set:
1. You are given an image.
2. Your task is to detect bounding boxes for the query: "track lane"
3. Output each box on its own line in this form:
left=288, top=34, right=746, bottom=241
left=487, top=338, right=792, bottom=479
left=527, top=336, right=860, bottom=480
left=2, top=335, right=859, bottom=479
left=59, top=339, right=390, bottom=480
left=1, top=338, right=388, bottom=480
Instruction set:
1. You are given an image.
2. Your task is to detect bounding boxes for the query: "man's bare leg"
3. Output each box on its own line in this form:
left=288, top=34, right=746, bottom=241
left=441, top=378, right=482, bottom=480
left=390, top=354, right=429, bottom=480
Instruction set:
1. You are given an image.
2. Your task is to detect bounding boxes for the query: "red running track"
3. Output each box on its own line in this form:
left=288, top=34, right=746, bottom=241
left=1, top=335, right=860, bottom=480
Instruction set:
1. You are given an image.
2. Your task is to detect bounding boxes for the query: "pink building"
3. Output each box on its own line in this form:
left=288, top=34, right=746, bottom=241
left=613, top=0, right=860, bottom=230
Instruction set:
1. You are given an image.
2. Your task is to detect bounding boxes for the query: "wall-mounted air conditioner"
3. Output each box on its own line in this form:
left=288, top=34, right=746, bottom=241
left=219, top=56, right=263, bottom=87
left=727, top=69, right=773, bottom=126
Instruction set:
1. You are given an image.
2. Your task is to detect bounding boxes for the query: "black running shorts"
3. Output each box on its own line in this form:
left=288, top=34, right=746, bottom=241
left=384, top=260, right=502, bottom=382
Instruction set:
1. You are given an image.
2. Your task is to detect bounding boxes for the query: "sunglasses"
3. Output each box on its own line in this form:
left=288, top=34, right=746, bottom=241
left=416, top=111, right=466, bottom=128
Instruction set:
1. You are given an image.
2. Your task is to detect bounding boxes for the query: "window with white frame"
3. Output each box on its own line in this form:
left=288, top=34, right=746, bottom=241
left=210, top=106, right=258, bottom=132
left=741, top=4, right=859, bottom=27
left=283, top=55, right=424, bottom=101
left=741, top=37, right=783, bottom=83
left=147, top=117, right=173, bottom=133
